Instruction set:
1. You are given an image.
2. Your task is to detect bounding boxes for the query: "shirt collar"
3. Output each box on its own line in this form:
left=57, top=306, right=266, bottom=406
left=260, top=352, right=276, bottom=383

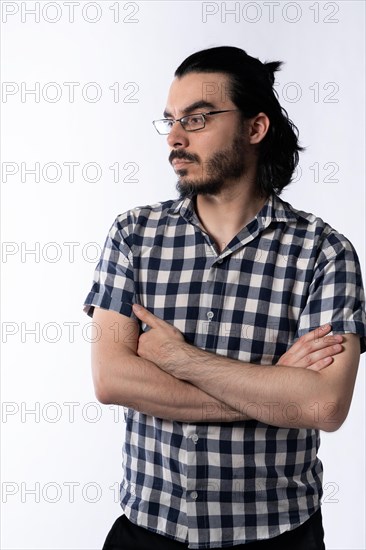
left=167, top=194, right=298, bottom=259
left=257, top=193, right=298, bottom=224
left=168, top=193, right=298, bottom=226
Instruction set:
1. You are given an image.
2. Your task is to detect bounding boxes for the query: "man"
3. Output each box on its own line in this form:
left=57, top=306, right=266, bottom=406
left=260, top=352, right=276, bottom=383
left=83, top=46, right=366, bottom=549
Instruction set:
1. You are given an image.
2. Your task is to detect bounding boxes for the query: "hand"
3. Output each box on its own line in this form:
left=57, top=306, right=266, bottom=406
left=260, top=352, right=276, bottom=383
left=132, top=304, right=185, bottom=367
left=276, top=324, right=343, bottom=371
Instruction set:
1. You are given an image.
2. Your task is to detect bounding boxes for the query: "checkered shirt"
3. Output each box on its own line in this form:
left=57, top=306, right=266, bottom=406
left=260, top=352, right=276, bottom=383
left=83, top=193, right=366, bottom=548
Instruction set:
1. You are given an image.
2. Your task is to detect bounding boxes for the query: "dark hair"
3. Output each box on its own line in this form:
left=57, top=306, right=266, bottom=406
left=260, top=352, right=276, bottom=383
left=174, top=46, right=304, bottom=196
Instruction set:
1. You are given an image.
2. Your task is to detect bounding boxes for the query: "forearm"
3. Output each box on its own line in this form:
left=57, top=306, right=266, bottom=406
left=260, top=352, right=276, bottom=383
left=166, top=343, right=337, bottom=430
left=132, top=305, right=354, bottom=431
left=95, top=352, right=250, bottom=423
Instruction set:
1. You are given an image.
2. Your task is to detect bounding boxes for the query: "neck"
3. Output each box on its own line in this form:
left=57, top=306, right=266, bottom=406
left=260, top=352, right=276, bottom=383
left=194, top=179, right=268, bottom=253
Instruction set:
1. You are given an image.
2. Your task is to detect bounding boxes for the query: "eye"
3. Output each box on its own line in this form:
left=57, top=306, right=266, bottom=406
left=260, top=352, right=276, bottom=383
left=187, top=115, right=201, bottom=125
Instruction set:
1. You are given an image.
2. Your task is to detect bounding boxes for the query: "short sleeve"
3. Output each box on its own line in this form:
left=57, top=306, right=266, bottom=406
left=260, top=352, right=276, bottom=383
left=83, top=215, right=138, bottom=321
left=296, top=232, right=366, bottom=354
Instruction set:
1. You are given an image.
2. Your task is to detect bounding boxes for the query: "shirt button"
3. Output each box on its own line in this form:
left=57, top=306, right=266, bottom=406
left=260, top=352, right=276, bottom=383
left=191, top=434, right=199, bottom=443
left=207, top=311, right=214, bottom=320
left=217, top=258, right=223, bottom=264
left=190, top=491, right=198, bottom=500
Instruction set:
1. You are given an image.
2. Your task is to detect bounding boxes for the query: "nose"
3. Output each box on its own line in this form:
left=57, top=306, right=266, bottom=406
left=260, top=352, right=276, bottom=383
left=167, top=120, right=189, bottom=149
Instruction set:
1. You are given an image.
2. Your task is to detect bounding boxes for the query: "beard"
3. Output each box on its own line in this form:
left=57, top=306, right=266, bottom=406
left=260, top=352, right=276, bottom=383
left=174, top=134, right=249, bottom=199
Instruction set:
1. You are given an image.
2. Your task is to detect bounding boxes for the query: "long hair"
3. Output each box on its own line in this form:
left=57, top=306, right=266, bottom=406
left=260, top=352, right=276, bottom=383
left=174, top=46, right=303, bottom=196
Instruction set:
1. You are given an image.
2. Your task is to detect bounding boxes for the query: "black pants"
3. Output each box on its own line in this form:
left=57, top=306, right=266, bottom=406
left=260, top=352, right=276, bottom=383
left=102, top=508, right=325, bottom=550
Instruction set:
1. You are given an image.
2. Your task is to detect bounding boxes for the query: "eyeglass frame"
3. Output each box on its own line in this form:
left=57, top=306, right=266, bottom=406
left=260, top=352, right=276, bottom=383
left=152, top=109, right=240, bottom=135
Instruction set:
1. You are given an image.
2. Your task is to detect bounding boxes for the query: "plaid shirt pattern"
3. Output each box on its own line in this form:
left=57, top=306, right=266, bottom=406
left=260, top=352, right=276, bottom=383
left=83, top=194, right=366, bottom=548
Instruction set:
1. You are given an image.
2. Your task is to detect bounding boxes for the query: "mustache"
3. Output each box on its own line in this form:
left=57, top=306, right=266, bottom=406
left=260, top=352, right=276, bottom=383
left=169, top=150, right=200, bottom=165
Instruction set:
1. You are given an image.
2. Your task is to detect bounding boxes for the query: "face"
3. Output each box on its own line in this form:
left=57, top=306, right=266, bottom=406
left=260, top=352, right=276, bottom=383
left=163, top=72, right=253, bottom=198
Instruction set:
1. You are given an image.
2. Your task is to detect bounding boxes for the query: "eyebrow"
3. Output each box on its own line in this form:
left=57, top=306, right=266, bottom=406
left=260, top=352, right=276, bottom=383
left=163, top=100, right=217, bottom=119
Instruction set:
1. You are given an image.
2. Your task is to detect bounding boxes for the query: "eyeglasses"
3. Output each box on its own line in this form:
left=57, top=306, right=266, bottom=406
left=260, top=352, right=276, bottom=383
left=152, top=110, right=240, bottom=135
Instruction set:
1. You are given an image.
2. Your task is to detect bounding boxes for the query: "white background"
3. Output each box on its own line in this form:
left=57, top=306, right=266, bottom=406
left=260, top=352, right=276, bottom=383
left=1, top=1, right=365, bottom=548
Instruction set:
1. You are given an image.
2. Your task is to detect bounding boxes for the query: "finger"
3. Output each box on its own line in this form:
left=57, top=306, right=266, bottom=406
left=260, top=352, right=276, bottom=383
left=281, top=325, right=332, bottom=363
left=277, top=337, right=344, bottom=367
left=303, top=342, right=343, bottom=368
left=308, top=323, right=333, bottom=342
left=298, top=324, right=334, bottom=347
left=286, top=327, right=343, bottom=363
left=306, top=355, right=334, bottom=372
left=292, top=323, right=332, bottom=344
left=132, top=304, right=163, bottom=328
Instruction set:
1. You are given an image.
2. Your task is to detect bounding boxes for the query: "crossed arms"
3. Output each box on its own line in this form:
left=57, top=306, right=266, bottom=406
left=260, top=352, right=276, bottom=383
left=91, top=305, right=360, bottom=431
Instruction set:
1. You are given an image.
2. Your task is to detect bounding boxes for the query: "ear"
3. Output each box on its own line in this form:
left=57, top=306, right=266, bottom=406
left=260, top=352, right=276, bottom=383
left=247, top=112, right=270, bottom=144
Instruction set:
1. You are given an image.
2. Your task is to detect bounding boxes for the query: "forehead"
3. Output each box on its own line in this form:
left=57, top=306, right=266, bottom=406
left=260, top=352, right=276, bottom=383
left=165, top=72, right=233, bottom=115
